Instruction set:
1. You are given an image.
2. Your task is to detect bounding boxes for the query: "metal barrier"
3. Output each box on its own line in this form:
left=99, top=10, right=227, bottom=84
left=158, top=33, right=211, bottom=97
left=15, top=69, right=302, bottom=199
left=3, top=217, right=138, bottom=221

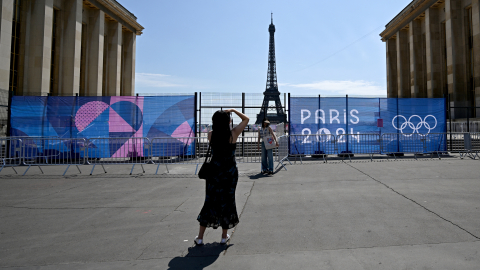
left=150, top=136, right=266, bottom=174
left=458, top=132, right=480, bottom=159
left=0, top=137, right=23, bottom=174
left=235, top=136, right=262, bottom=164
left=339, top=134, right=381, bottom=161
left=289, top=134, right=337, bottom=163
left=422, top=133, right=448, bottom=159
left=381, top=133, right=446, bottom=160
left=3, top=132, right=480, bottom=176
left=86, top=137, right=151, bottom=175
left=21, top=138, right=87, bottom=176
left=150, top=137, right=204, bottom=174
left=275, top=135, right=291, bottom=170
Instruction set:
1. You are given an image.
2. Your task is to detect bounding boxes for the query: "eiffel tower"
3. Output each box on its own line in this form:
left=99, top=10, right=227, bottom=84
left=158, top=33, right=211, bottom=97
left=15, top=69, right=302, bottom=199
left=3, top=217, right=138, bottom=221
left=255, top=14, right=286, bottom=124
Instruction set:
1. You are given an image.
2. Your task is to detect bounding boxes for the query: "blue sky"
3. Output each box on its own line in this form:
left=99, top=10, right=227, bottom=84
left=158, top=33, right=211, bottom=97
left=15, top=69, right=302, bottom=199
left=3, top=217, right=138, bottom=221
left=120, top=0, right=412, bottom=97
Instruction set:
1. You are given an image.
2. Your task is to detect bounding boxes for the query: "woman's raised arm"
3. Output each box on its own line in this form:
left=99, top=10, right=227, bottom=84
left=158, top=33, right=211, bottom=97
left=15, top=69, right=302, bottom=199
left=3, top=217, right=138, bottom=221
left=224, top=109, right=249, bottom=141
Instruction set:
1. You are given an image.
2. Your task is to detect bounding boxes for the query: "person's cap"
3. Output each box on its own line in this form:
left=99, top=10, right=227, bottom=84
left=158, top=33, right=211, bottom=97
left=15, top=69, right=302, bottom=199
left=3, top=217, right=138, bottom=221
left=263, top=119, right=270, bottom=124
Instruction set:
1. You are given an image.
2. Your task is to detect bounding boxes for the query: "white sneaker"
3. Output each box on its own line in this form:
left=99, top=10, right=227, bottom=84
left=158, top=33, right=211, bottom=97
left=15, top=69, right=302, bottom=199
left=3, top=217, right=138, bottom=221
left=220, top=234, right=230, bottom=245
left=194, top=236, right=204, bottom=246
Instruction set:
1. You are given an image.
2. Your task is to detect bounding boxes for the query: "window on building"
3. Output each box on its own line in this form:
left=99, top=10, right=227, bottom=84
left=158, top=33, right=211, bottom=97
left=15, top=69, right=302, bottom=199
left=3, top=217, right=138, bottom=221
left=441, top=21, right=448, bottom=97
left=422, top=33, right=427, bottom=97
left=9, top=0, right=21, bottom=95
left=102, top=30, right=108, bottom=96
left=466, top=7, right=475, bottom=117
left=120, top=35, right=125, bottom=96
left=49, top=9, right=59, bottom=95
left=80, top=23, right=87, bottom=96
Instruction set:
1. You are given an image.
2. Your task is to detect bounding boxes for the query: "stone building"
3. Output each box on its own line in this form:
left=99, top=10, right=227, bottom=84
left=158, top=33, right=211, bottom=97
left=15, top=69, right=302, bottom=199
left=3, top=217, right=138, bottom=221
left=380, top=0, right=479, bottom=119
left=0, top=0, right=143, bottom=96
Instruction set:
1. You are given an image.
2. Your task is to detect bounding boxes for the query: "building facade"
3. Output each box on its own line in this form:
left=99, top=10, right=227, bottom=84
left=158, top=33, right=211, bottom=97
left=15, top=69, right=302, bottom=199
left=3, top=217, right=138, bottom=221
left=0, top=0, right=143, bottom=96
left=380, top=0, right=479, bottom=119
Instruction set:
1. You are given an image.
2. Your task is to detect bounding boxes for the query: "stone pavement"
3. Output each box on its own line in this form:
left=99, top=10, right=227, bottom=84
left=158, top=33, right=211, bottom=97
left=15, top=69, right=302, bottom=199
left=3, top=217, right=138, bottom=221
left=0, top=155, right=479, bottom=269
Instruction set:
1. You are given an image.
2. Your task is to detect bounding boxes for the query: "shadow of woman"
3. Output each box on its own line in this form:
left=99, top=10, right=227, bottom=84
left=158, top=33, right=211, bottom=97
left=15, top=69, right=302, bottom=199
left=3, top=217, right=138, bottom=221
left=167, top=243, right=233, bottom=270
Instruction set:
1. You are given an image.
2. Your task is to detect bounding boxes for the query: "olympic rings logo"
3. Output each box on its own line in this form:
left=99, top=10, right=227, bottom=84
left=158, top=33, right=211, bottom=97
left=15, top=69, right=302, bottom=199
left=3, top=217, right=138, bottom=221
left=392, top=115, right=437, bottom=136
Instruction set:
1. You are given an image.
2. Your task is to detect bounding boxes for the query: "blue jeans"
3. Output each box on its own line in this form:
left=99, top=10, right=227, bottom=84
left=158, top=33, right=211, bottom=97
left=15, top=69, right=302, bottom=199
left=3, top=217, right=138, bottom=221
left=261, top=142, right=274, bottom=172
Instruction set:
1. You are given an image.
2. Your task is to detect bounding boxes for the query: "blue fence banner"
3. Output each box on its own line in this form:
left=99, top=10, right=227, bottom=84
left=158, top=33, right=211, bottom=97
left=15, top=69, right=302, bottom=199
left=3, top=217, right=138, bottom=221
left=290, top=97, right=446, bottom=154
left=10, top=95, right=195, bottom=158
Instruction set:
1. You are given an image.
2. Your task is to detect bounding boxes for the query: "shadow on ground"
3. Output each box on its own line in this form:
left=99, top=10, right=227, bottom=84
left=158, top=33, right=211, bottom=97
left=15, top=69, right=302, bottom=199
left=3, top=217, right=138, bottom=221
left=167, top=243, right=233, bottom=270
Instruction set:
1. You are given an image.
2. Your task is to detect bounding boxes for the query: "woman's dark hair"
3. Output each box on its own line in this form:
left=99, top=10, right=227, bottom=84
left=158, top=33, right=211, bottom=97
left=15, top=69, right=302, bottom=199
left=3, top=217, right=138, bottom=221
left=211, top=110, right=232, bottom=147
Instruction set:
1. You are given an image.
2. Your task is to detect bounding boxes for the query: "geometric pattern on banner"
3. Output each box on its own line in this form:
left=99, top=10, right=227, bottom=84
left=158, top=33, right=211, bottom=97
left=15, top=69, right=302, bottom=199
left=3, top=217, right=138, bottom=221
left=171, top=120, right=195, bottom=145
left=110, top=101, right=143, bottom=132
left=10, top=95, right=194, bottom=158
left=75, top=101, right=110, bottom=132
left=109, top=108, right=136, bottom=133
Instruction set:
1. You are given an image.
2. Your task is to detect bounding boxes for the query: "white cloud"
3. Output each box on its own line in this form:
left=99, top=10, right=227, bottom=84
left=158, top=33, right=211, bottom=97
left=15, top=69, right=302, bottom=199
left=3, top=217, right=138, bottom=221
left=135, top=73, right=187, bottom=88
left=281, top=80, right=386, bottom=96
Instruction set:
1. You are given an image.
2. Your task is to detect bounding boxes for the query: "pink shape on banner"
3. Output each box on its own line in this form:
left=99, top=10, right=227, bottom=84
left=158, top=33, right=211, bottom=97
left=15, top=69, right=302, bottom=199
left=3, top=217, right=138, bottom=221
left=111, top=137, right=144, bottom=158
left=111, top=121, right=144, bottom=158
left=171, top=120, right=194, bottom=145
left=109, top=108, right=135, bottom=133
left=75, top=101, right=110, bottom=132
left=110, top=96, right=144, bottom=113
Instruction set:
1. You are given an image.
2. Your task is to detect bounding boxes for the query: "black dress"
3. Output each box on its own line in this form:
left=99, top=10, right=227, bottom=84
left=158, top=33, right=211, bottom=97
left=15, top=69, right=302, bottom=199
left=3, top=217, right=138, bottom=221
left=197, top=142, right=239, bottom=229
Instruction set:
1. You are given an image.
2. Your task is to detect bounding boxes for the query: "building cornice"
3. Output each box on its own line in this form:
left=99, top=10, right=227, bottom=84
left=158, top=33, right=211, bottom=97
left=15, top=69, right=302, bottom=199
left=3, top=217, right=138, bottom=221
left=88, top=0, right=144, bottom=35
left=379, top=0, right=440, bottom=41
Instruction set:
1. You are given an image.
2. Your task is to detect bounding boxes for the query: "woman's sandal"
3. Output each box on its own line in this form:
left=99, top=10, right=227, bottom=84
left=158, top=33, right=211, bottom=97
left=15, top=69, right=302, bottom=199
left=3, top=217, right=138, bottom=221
left=220, top=234, right=230, bottom=245
left=194, top=236, right=204, bottom=246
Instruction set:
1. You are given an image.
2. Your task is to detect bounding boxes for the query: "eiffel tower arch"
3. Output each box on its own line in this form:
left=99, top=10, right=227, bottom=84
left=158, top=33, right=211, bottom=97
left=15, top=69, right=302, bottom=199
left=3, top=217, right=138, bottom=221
left=256, top=14, right=287, bottom=125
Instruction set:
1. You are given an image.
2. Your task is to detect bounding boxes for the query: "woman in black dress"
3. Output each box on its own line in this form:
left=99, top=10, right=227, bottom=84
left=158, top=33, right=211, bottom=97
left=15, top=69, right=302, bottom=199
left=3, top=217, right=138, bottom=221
left=195, top=109, right=249, bottom=245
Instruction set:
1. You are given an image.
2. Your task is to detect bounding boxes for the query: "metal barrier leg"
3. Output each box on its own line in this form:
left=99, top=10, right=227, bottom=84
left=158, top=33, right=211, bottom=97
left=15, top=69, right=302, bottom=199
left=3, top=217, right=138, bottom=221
left=370, top=154, right=373, bottom=161
left=12, top=167, right=17, bottom=174
left=130, top=164, right=135, bottom=175
left=23, top=165, right=31, bottom=176
left=0, top=165, right=4, bottom=173
left=101, top=164, right=106, bottom=173
left=90, top=164, right=96, bottom=175
left=155, top=163, right=160, bottom=175
left=63, top=165, right=70, bottom=176
left=195, top=164, right=199, bottom=175
left=141, top=164, right=145, bottom=173
left=76, top=165, right=81, bottom=174
left=275, top=160, right=287, bottom=171
left=165, top=164, right=169, bottom=173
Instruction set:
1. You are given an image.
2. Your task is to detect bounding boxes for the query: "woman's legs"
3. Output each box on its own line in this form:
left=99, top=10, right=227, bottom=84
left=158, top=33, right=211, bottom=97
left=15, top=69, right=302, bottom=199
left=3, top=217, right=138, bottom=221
left=261, top=142, right=267, bottom=172
left=198, top=226, right=228, bottom=240
left=267, top=148, right=274, bottom=172
left=198, top=225, right=207, bottom=239
left=222, top=228, right=228, bottom=239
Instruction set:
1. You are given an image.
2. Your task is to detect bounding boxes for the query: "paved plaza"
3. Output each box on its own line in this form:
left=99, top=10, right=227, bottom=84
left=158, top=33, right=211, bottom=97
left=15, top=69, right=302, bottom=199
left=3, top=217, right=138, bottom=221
left=0, top=155, right=479, bottom=269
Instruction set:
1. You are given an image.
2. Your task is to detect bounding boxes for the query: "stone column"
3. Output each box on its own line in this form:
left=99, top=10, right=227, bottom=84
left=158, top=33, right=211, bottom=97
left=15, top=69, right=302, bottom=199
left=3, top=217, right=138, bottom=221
left=86, top=8, right=104, bottom=96
left=425, top=7, right=443, bottom=98
left=122, top=30, right=136, bottom=96
left=23, top=0, right=53, bottom=96
left=445, top=0, right=468, bottom=118
left=396, top=30, right=410, bottom=98
left=471, top=0, right=480, bottom=117
left=386, top=37, right=398, bottom=98
left=0, top=0, right=13, bottom=92
left=105, top=20, right=122, bottom=96
left=59, top=0, right=82, bottom=96
left=409, top=19, right=426, bottom=98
